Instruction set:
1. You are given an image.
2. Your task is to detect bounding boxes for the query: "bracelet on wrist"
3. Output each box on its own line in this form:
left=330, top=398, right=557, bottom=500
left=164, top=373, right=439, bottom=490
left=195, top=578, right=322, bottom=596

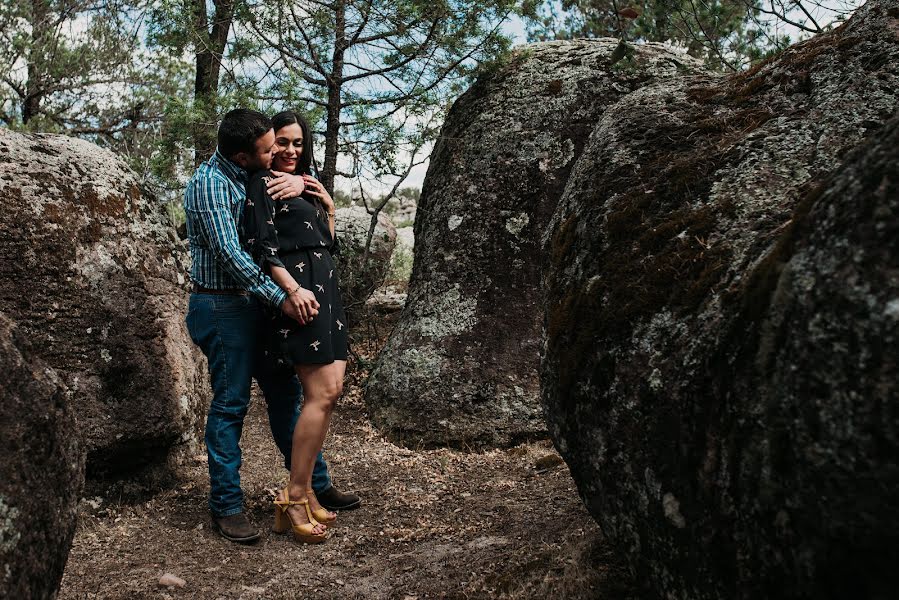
left=287, top=284, right=301, bottom=296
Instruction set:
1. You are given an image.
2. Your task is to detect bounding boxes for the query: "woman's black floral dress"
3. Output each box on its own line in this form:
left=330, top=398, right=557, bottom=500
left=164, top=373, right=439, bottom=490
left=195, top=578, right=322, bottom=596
left=244, top=170, right=348, bottom=365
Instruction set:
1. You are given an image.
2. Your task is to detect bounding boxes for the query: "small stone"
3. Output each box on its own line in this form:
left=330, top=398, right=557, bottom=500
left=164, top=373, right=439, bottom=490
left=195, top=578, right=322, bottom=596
left=158, top=573, right=186, bottom=588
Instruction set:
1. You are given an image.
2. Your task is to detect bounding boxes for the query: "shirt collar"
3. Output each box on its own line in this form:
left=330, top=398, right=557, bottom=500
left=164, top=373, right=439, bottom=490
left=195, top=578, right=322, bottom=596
left=211, top=149, right=249, bottom=183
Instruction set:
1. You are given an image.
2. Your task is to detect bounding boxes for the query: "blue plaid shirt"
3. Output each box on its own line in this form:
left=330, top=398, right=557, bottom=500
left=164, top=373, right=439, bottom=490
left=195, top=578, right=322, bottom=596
left=184, top=150, right=287, bottom=307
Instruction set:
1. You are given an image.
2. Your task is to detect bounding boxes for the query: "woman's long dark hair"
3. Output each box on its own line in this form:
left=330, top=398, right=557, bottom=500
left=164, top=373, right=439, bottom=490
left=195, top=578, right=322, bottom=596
left=271, top=110, right=317, bottom=176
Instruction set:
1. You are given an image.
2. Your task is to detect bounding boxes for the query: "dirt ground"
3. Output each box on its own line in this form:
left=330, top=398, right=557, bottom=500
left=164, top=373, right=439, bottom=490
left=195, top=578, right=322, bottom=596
left=58, top=314, right=635, bottom=600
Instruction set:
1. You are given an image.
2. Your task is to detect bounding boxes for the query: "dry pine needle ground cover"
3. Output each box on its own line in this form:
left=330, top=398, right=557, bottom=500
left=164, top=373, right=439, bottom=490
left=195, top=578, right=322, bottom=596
left=59, top=315, right=634, bottom=599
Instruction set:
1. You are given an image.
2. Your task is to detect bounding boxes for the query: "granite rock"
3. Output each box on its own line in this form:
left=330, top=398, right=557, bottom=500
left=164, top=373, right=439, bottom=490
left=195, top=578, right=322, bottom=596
left=0, top=314, right=82, bottom=599
left=334, top=205, right=397, bottom=313
left=366, top=39, right=705, bottom=448
left=0, top=128, right=209, bottom=482
left=542, top=1, right=899, bottom=596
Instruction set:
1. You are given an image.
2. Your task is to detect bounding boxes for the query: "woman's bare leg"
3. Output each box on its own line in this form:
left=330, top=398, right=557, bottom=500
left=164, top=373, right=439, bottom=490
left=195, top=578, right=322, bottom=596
left=280, top=360, right=346, bottom=529
left=301, top=361, right=345, bottom=516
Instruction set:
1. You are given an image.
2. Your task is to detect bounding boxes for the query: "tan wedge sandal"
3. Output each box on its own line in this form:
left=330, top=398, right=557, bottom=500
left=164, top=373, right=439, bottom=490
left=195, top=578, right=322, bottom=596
left=306, top=489, right=337, bottom=527
left=273, top=489, right=327, bottom=544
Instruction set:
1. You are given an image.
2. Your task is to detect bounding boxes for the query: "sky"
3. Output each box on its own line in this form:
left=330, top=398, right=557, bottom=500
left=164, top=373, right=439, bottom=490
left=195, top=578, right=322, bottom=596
left=334, top=2, right=855, bottom=197
left=334, top=13, right=530, bottom=197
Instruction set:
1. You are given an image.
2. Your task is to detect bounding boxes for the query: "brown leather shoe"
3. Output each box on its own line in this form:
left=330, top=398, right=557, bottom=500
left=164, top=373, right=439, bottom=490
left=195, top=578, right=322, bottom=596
left=316, top=485, right=361, bottom=511
left=211, top=512, right=261, bottom=544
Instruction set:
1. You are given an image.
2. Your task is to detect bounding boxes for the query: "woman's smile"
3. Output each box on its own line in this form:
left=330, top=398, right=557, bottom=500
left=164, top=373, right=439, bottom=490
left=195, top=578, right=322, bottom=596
left=273, top=122, right=305, bottom=172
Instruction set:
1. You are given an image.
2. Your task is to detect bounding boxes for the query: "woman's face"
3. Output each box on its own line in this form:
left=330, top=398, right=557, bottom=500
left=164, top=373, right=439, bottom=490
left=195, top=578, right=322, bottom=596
left=272, top=123, right=304, bottom=172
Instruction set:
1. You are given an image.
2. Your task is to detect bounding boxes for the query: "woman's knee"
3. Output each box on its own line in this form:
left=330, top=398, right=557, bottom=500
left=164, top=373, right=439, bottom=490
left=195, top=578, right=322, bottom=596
left=306, top=380, right=341, bottom=407
left=322, top=381, right=342, bottom=410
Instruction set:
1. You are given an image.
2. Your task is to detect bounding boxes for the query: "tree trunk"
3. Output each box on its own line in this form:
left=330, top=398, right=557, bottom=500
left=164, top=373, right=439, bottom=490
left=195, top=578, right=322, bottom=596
left=653, top=0, right=673, bottom=43
left=23, top=0, right=50, bottom=125
left=321, top=0, right=346, bottom=195
left=192, top=0, right=234, bottom=166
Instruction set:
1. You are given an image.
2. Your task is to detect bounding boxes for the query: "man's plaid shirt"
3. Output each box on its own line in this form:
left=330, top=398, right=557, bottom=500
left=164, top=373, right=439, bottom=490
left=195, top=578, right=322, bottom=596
left=183, top=150, right=287, bottom=307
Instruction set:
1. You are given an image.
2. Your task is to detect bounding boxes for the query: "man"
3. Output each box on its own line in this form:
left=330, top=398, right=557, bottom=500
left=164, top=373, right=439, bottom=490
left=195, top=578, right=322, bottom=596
left=184, top=109, right=360, bottom=544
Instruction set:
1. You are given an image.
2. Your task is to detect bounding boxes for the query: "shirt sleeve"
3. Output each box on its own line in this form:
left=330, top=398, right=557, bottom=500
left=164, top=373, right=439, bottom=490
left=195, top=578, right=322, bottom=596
left=245, top=175, right=286, bottom=270
left=186, top=173, right=287, bottom=308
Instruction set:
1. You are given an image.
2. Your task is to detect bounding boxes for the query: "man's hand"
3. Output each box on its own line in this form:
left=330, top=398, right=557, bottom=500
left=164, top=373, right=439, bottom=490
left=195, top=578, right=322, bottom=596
left=268, top=171, right=305, bottom=201
left=281, top=286, right=320, bottom=325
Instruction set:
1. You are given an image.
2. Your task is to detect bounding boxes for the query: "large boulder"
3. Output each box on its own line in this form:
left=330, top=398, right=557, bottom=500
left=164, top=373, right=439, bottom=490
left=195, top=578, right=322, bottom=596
left=0, top=314, right=82, bottom=599
left=365, top=39, right=705, bottom=448
left=542, top=1, right=899, bottom=597
left=334, top=205, right=397, bottom=313
left=0, top=128, right=209, bottom=482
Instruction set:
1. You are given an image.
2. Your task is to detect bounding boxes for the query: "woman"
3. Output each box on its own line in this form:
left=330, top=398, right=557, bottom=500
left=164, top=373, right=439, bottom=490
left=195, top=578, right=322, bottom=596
left=244, top=110, right=347, bottom=543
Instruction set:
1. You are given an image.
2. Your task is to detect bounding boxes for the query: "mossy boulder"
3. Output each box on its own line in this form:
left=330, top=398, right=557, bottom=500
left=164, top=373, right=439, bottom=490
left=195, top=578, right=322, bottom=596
left=334, top=205, right=397, bottom=314
left=542, top=1, right=899, bottom=597
left=365, top=39, right=705, bottom=448
left=0, top=314, right=82, bottom=599
left=0, top=128, right=209, bottom=484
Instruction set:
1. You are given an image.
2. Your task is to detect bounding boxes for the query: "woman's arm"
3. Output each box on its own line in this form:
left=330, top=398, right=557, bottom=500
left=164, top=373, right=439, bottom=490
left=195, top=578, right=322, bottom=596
left=245, top=174, right=287, bottom=272
left=246, top=175, right=320, bottom=323
left=302, top=174, right=336, bottom=239
left=268, top=264, right=320, bottom=324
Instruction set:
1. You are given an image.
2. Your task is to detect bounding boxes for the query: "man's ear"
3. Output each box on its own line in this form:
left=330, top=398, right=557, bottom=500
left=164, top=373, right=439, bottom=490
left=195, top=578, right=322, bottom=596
left=232, top=152, right=249, bottom=167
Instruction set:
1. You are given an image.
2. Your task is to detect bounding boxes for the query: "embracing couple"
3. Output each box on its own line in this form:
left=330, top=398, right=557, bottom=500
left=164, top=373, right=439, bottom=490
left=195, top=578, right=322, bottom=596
left=184, top=108, right=355, bottom=545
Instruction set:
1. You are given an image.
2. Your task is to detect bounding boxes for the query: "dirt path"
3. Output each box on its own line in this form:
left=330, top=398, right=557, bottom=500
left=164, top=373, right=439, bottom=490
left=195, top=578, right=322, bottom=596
left=59, top=335, right=634, bottom=599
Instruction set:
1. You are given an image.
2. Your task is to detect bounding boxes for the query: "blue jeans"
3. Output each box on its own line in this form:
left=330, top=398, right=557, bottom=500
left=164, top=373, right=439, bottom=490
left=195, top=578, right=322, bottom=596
left=186, top=293, right=332, bottom=517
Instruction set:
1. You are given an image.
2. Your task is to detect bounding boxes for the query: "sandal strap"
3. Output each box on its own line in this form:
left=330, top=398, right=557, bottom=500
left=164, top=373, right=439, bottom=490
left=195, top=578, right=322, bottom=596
left=273, top=488, right=310, bottom=510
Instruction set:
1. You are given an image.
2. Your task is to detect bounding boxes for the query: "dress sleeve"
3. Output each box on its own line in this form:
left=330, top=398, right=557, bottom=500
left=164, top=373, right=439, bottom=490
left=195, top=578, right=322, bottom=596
left=329, top=225, right=341, bottom=256
left=245, top=173, right=286, bottom=271
left=320, top=200, right=340, bottom=256
left=304, top=172, right=340, bottom=256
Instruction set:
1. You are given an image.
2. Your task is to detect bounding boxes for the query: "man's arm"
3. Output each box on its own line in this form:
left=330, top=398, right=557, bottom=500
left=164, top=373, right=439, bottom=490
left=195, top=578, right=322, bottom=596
left=186, top=174, right=286, bottom=308
left=267, top=171, right=305, bottom=200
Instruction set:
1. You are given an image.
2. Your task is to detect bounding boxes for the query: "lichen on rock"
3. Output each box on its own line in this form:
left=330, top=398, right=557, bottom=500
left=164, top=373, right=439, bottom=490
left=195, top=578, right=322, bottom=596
left=0, top=128, right=209, bottom=485
left=0, top=314, right=82, bottom=599
left=365, top=38, right=706, bottom=449
left=541, top=1, right=899, bottom=597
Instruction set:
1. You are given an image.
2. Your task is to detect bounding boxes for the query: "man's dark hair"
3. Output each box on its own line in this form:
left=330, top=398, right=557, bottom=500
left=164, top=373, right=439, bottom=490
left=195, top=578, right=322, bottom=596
left=218, top=109, right=272, bottom=158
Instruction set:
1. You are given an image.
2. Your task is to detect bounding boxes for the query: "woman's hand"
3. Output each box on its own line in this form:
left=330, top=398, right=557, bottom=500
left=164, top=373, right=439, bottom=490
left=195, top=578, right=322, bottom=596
left=282, top=286, right=320, bottom=325
left=302, top=175, right=334, bottom=212
left=268, top=171, right=305, bottom=201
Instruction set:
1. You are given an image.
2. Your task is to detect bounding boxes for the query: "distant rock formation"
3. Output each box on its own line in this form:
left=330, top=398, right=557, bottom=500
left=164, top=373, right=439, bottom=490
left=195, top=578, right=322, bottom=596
left=365, top=39, right=705, bottom=448
left=542, top=0, right=899, bottom=597
left=0, top=314, right=81, bottom=599
left=334, top=205, right=397, bottom=313
left=0, top=128, right=209, bottom=482
left=369, top=226, right=416, bottom=312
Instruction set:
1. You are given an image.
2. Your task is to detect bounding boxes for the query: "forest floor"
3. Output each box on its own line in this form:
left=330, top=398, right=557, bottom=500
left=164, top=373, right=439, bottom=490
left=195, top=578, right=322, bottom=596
left=58, top=311, right=635, bottom=600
